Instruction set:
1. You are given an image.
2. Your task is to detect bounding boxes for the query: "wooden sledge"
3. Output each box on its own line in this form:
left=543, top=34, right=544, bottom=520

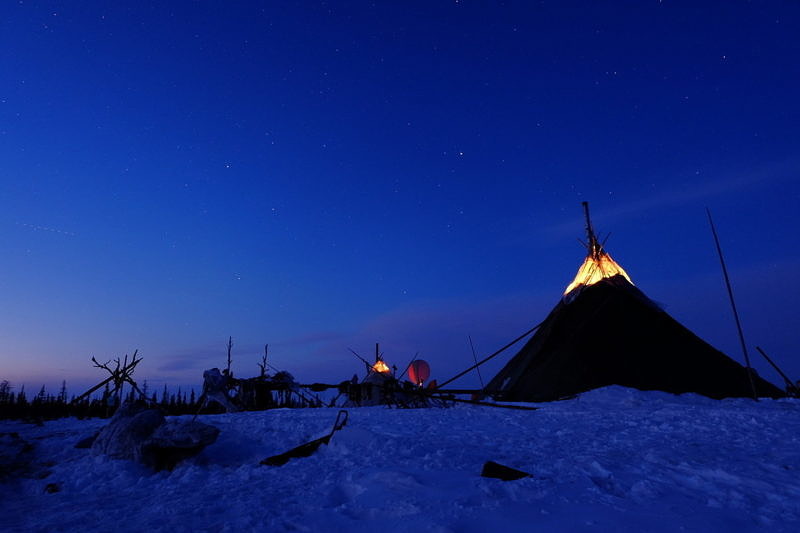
left=260, top=410, right=349, bottom=466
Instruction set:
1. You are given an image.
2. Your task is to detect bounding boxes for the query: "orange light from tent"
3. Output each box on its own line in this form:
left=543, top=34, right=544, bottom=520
left=372, top=360, right=391, bottom=374
left=563, top=252, right=633, bottom=295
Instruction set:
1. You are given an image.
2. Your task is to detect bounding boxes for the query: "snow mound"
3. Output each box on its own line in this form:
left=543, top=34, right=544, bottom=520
left=1, top=387, right=799, bottom=532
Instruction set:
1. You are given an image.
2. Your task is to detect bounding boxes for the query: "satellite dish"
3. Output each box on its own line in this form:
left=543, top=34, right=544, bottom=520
left=407, top=360, right=431, bottom=386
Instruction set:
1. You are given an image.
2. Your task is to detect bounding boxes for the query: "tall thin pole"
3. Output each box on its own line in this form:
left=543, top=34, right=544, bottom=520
left=582, top=201, right=599, bottom=257
left=226, top=336, right=233, bottom=376
left=435, top=320, right=544, bottom=390
left=398, top=351, right=419, bottom=381
left=706, top=208, right=758, bottom=400
left=755, top=346, right=795, bottom=391
left=468, top=336, right=485, bottom=389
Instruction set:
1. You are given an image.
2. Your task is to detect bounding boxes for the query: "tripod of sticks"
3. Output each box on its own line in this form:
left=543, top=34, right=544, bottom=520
left=73, top=350, right=147, bottom=406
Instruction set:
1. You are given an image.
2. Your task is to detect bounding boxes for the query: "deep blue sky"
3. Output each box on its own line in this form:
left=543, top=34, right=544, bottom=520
left=2, top=2, right=799, bottom=394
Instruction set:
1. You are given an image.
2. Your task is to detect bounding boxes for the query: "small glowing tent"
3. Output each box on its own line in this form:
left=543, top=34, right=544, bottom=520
left=486, top=203, right=784, bottom=401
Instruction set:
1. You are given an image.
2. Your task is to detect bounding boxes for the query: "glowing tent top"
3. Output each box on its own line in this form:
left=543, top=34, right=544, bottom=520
left=563, top=202, right=633, bottom=296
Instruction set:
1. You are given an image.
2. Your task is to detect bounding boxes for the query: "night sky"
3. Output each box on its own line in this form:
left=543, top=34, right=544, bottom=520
left=2, top=2, right=799, bottom=394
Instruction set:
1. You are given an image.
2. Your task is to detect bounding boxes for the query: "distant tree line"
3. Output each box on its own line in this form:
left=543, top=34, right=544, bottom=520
left=0, top=376, right=321, bottom=421
left=0, top=379, right=222, bottom=421
left=0, top=341, right=327, bottom=421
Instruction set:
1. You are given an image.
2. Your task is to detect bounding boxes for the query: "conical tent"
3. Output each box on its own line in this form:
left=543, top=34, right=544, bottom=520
left=486, top=205, right=784, bottom=401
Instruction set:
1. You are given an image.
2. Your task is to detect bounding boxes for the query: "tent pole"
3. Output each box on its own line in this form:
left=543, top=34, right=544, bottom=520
left=706, top=208, right=758, bottom=400
left=434, top=320, right=544, bottom=390
left=755, top=346, right=795, bottom=391
left=582, top=201, right=599, bottom=255
left=397, top=351, right=419, bottom=381
left=348, top=347, right=371, bottom=372
left=468, top=335, right=485, bottom=389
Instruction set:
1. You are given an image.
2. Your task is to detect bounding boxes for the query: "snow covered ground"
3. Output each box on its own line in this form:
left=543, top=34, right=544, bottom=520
left=2, top=386, right=799, bottom=532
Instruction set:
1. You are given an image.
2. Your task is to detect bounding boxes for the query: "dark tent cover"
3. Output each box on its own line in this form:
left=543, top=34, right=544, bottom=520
left=487, top=205, right=784, bottom=401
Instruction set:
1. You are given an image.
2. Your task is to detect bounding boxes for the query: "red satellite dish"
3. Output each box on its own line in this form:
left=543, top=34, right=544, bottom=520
left=407, top=360, right=431, bottom=386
